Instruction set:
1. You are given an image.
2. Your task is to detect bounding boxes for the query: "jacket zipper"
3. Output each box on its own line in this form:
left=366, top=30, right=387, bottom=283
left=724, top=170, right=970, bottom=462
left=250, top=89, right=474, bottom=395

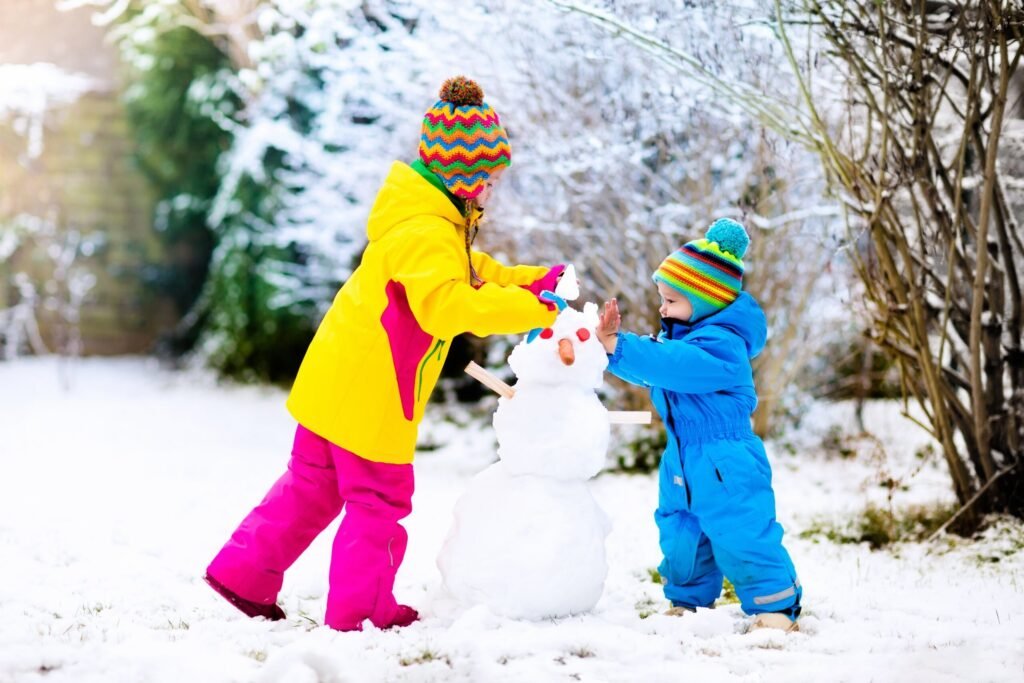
left=660, top=318, right=692, bottom=507
left=661, top=388, right=690, bottom=508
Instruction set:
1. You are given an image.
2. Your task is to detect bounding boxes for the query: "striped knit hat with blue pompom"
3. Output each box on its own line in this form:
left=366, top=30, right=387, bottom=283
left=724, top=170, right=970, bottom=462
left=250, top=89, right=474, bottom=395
left=419, top=76, right=512, bottom=201
left=653, top=218, right=749, bottom=321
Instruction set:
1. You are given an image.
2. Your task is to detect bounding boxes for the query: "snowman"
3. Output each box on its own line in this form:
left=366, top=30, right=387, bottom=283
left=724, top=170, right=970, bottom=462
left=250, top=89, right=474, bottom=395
left=437, top=268, right=613, bottom=619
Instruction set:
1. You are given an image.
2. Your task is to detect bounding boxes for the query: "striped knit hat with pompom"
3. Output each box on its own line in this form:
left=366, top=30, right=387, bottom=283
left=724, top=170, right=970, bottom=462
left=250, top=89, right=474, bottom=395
left=653, top=218, right=749, bottom=321
left=419, top=76, right=512, bottom=201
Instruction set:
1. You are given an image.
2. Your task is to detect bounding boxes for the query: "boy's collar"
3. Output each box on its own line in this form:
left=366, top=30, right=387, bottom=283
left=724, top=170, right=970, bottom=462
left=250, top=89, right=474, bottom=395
left=660, top=317, right=692, bottom=334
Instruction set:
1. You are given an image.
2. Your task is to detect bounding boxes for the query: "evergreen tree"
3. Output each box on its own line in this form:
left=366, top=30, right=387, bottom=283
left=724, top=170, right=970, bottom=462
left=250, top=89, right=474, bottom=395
left=119, top=23, right=238, bottom=353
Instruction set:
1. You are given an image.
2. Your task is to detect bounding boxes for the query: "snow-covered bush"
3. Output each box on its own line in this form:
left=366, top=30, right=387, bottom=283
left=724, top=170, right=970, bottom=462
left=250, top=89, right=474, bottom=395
left=771, top=0, right=1024, bottom=527
left=0, top=62, right=98, bottom=162
left=0, top=214, right=101, bottom=364
left=0, top=61, right=103, bottom=367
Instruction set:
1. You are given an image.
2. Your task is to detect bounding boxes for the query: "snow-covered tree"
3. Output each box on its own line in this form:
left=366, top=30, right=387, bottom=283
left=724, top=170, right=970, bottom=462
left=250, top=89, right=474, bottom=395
left=477, top=0, right=847, bottom=435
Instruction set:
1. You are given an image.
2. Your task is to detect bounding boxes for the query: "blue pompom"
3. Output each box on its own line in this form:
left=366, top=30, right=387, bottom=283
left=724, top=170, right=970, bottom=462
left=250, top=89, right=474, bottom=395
left=705, top=218, right=749, bottom=258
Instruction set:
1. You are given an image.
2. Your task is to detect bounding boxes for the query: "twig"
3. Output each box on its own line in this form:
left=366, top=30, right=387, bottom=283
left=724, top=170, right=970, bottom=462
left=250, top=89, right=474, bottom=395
left=606, top=411, right=652, bottom=425
left=927, top=463, right=1018, bottom=543
left=464, top=362, right=652, bottom=424
left=465, top=361, right=515, bottom=399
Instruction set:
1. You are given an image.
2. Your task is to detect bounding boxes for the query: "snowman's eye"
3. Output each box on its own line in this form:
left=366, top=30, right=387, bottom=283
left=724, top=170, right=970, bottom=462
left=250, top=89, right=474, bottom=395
left=576, top=328, right=591, bottom=342
left=539, top=328, right=554, bottom=339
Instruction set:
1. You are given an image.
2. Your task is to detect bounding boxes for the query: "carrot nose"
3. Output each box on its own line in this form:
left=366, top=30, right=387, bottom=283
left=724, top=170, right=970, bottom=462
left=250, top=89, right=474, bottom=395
left=558, top=338, right=575, bottom=366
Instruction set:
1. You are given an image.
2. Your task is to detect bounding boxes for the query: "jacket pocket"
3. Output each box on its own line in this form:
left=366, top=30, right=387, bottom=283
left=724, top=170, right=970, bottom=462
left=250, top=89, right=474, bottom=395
left=703, top=447, right=733, bottom=496
left=702, top=442, right=760, bottom=498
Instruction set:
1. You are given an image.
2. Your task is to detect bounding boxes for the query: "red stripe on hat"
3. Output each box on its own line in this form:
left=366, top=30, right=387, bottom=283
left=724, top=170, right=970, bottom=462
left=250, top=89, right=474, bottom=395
left=419, top=149, right=511, bottom=166
left=420, top=127, right=507, bottom=144
left=424, top=111, right=502, bottom=127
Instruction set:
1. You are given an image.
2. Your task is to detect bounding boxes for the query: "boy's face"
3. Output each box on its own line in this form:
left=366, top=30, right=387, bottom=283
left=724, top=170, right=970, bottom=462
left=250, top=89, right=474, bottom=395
left=657, top=282, right=693, bottom=321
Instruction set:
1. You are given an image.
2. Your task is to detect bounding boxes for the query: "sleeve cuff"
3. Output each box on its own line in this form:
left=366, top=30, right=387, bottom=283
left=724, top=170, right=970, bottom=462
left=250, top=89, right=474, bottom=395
left=607, top=332, right=626, bottom=364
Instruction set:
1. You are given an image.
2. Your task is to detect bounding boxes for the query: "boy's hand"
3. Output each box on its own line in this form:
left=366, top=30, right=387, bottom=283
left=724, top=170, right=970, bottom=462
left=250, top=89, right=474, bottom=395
left=597, top=299, right=621, bottom=354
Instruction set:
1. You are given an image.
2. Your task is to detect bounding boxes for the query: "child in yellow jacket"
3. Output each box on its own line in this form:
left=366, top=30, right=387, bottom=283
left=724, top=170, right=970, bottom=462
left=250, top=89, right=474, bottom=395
left=205, top=76, right=562, bottom=631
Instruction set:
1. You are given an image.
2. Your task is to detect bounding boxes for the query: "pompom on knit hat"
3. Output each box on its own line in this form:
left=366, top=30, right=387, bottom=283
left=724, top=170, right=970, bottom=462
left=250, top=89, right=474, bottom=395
left=653, top=218, right=749, bottom=321
left=418, top=76, right=512, bottom=201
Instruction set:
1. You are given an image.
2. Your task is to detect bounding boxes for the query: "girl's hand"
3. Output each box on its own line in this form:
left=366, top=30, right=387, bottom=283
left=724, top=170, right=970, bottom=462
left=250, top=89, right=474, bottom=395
left=597, top=298, right=621, bottom=354
left=523, top=264, right=566, bottom=297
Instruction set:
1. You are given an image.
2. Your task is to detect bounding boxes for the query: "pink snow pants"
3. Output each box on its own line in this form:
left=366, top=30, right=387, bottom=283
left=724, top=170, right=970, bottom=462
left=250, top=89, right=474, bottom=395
left=207, top=424, right=415, bottom=630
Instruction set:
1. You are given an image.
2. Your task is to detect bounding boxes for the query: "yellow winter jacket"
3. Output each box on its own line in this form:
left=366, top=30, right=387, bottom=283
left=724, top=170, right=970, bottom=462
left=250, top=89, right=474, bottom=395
left=286, top=161, right=556, bottom=464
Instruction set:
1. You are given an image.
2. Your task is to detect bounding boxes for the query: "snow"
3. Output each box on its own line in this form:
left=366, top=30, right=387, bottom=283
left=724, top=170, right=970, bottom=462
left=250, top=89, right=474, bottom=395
left=2, top=357, right=1023, bottom=682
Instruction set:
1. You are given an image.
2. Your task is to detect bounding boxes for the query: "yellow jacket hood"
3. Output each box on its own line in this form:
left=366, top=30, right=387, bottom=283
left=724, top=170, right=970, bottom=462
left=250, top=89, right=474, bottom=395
left=366, top=162, right=464, bottom=242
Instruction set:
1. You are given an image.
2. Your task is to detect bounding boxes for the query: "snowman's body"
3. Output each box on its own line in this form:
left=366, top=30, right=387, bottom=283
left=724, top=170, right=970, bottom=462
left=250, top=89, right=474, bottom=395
left=438, top=294, right=613, bottom=619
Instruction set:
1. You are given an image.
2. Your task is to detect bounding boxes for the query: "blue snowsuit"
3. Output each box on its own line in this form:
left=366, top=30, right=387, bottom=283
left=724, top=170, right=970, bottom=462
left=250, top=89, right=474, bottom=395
left=607, top=292, right=801, bottom=615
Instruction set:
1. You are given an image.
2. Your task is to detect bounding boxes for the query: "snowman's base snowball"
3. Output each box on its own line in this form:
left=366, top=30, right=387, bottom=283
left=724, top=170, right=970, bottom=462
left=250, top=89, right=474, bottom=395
left=437, top=464, right=611, bottom=620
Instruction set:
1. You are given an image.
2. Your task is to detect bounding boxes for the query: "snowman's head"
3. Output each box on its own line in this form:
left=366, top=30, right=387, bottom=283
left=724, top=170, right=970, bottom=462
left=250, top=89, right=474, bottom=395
left=508, top=302, right=607, bottom=389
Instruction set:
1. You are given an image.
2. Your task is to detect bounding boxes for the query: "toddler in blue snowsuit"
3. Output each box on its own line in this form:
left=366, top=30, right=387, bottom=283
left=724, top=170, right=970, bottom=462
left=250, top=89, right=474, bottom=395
left=597, top=218, right=802, bottom=632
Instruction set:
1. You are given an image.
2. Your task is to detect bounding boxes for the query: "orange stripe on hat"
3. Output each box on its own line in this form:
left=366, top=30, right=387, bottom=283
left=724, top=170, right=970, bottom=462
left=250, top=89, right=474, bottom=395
left=682, top=245, right=744, bottom=281
left=659, top=270, right=734, bottom=305
left=660, top=262, right=736, bottom=302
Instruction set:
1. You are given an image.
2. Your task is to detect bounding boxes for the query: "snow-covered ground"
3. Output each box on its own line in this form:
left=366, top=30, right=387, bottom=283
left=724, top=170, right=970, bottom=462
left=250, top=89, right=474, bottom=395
left=1, top=357, right=1022, bottom=682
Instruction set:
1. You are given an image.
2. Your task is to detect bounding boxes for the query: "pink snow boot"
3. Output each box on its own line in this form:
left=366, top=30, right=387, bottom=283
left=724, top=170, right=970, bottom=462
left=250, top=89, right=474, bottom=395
left=204, top=573, right=286, bottom=621
left=380, top=604, right=419, bottom=629
left=331, top=604, right=419, bottom=632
